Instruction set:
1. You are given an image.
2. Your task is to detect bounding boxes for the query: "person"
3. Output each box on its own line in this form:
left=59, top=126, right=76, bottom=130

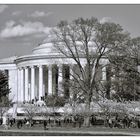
left=17, top=120, right=23, bottom=129
left=73, top=115, right=77, bottom=127
left=48, top=117, right=51, bottom=124
left=64, top=117, right=66, bottom=124
left=24, top=118, right=27, bottom=124
left=108, top=117, right=113, bottom=128
left=7, top=117, right=10, bottom=126
left=113, top=115, right=118, bottom=128
left=130, top=117, right=137, bottom=128
left=122, top=115, right=129, bottom=128
left=9, top=119, right=14, bottom=127
left=105, top=115, right=109, bottom=127
left=26, top=120, right=30, bottom=127
left=43, top=120, right=48, bottom=130
left=13, top=118, right=16, bottom=123
left=30, top=119, right=34, bottom=127
left=58, top=119, right=61, bottom=127
left=31, top=99, right=34, bottom=104
left=67, top=118, right=70, bottom=124
left=3, top=117, right=9, bottom=130
left=69, top=117, right=72, bottom=124
left=0, top=118, right=2, bottom=125
left=90, top=115, right=96, bottom=126
left=78, top=116, right=83, bottom=128
left=63, top=117, right=67, bottom=127
left=137, top=118, right=140, bottom=128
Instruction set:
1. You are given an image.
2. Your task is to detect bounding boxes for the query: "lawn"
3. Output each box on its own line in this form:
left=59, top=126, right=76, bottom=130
left=0, top=124, right=140, bottom=136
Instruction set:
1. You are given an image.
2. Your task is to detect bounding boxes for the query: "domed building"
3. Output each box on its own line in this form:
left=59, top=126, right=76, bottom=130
left=0, top=41, right=107, bottom=104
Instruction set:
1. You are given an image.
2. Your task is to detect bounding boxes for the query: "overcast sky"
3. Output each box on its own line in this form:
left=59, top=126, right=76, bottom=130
left=0, top=4, right=140, bottom=58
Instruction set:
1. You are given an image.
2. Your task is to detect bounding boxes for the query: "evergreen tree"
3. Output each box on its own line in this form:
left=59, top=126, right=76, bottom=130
left=0, top=70, right=10, bottom=107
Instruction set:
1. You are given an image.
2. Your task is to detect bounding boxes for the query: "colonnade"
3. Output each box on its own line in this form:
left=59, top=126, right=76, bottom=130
left=17, top=64, right=107, bottom=103
left=17, top=65, right=63, bottom=102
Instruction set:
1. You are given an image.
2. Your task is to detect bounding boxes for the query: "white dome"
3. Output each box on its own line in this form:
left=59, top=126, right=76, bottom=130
left=32, top=43, right=60, bottom=55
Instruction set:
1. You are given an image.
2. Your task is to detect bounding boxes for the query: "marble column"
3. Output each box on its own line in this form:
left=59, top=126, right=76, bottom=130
left=24, top=67, right=29, bottom=102
left=138, top=65, right=140, bottom=73
left=102, top=66, right=106, bottom=81
left=20, top=68, right=24, bottom=102
left=48, top=65, right=52, bottom=95
left=69, top=65, right=74, bottom=98
left=31, top=66, right=35, bottom=101
left=58, top=64, right=63, bottom=96
left=39, top=65, right=43, bottom=100
left=70, top=66, right=73, bottom=80
left=17, top=68, right=21, bottom=102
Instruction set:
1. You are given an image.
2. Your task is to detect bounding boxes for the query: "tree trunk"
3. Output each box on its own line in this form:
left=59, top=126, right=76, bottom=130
left=83, top=116, right=90, bottom=127
left=83, top=101, right=91, bottom=127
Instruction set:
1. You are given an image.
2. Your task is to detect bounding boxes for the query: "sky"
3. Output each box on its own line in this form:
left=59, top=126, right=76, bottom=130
left=0, top=4, right=140, bottom=58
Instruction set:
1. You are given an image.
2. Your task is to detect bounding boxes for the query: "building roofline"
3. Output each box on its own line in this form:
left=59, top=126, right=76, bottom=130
left=0, top=56, right=17, bottom=64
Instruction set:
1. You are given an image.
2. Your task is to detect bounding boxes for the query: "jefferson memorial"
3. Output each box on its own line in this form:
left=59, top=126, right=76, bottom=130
left=0, top=41, right=107, bottom=103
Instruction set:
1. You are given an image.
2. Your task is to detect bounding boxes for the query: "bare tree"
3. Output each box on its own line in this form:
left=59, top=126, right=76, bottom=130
left=51, top=17, right=130, bottom=126
left=23, top=104, right=38, bottom=127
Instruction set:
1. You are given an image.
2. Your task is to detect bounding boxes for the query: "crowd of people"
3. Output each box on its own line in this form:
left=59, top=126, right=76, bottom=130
left=103, top=114, right=140, bottom=128
left=0, top=115, right=85, bottom=130
left=1, top=113, right=140, bottom=130
left=41, top=115, right=84, bottom=129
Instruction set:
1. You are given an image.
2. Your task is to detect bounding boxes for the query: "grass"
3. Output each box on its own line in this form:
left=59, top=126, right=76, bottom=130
left=0, top=124, right=140, bottom=136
